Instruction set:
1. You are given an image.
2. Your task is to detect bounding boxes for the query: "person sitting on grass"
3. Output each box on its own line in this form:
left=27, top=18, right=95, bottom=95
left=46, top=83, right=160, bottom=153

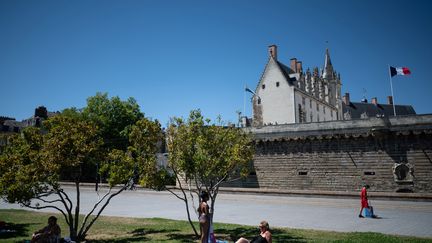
left=236, top=220, right=272, bottom=243
left=31, top=216, right=61, bottom=243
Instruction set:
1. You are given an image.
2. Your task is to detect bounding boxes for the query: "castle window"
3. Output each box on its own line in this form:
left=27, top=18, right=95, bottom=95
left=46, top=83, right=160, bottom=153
left=310, top=100, right=312, bottom=109
left=302, top=97, right=306, bottom=105
left=317, top=104, right=319, bottom=111
left=276, top=82, right=280, bottom=87
left=298, top=104, right=305, bottom=123
left=364, top=171, right=376, bottom=176
left=298, top=171, right=308, bottom=175
left=323, top=106, right=326, bottom=114
left=257, top=97, right=261, bottom=104
left=262, top=84, right=265, bottom=89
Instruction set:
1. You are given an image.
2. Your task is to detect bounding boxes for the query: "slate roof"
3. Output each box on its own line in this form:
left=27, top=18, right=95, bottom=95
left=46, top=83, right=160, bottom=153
left=343, top=102, right=416, bottom=119
left=276, top=61, right=296, bottom=85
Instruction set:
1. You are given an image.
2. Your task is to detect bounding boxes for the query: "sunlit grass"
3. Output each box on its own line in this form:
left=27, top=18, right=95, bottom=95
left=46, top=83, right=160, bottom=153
left=0, top=209, right=430, bottom=242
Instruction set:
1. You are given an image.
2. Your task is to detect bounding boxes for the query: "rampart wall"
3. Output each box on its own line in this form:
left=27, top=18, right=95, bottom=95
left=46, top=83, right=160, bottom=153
left=244, top=115, right=432, bottom=193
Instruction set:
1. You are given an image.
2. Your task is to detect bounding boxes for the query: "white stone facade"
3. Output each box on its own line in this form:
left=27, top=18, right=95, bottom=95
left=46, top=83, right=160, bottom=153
left=252, top=45, right=342, bottom=126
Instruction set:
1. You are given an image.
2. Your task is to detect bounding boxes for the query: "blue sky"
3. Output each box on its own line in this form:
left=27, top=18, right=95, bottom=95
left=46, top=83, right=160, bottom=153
left=1, top=0, right=431, bottom=127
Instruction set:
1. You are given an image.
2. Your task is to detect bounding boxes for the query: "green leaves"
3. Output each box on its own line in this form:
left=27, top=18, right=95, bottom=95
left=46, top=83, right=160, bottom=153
left=100, top=117, right=164, bottom=188
left=0, top=127, right=49, bottom=204
left=82, top=92, right=144, bottom=150
left=167, top=109, right=254, bottom=190
left=43, top=115, right=102, bottom=171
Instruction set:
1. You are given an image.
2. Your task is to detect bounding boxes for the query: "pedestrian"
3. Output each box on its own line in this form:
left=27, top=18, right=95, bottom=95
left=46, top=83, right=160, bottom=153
left=236, top=220, right=272, bottom=243
left=198, top=191, right=210, bottom=243
left=359, top=184, right=370, bottom=218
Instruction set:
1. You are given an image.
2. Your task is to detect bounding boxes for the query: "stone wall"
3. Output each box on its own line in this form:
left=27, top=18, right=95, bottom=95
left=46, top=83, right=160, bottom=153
left=246, top=115, right=432, bottom=193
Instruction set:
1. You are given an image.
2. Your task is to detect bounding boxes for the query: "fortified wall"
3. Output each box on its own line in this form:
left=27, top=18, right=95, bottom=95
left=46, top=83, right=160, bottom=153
left=244, top=114, right=432, bottom=193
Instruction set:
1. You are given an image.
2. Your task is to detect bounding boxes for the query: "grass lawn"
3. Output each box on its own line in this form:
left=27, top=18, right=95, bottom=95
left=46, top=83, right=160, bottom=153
left=0, top=209, right=431, bottom=242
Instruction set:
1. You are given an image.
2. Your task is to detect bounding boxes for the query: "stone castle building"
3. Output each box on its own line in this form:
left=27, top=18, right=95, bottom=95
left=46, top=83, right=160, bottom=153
left=234, top=45, right=431, bottom=194
left=250, top=45, right=415, bottom=127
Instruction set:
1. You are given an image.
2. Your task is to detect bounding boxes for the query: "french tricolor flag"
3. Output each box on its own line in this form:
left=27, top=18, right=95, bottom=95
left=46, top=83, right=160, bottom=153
left=390, top=66, right=411, bottom=77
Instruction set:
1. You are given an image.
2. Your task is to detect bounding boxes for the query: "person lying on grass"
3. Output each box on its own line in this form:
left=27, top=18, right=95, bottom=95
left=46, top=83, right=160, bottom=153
left=236, top=220, right=272, bottom=243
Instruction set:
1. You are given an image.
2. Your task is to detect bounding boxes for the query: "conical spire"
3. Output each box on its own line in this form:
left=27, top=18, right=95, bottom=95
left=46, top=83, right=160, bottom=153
left=322, top=48, right=334, bottom=80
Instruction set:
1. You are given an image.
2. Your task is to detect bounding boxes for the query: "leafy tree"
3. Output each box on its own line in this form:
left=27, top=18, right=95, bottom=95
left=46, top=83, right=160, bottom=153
left=165, top=110, right=254, bottom=237
left=61, top=93, right=145, bottom=183
left=0, top=99, right=162, bottom=242
left=82, top=92, right=144, bottom=150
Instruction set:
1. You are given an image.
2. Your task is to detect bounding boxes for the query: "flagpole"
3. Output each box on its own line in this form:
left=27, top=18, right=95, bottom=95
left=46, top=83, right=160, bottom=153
left=388, top=64, right=396, bottom=116
left=243, top=84, right=246, bottom=117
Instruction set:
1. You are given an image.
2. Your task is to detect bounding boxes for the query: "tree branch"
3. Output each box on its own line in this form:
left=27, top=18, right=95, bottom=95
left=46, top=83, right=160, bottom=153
left=165, top=187, right=186, bottom=201
left=77, top=187, right=112, bottom=237
left=24, top=204, right=69, bottom=225
left=53, top=190, right=71, bottom=226
left=34, top=197, right=63, bottom=204
left=166, top=165, right=188, bottom=201
left=74, top=181, right=80, bottom=233
left=80, top=184, right=127, bottom=239
left=58, top=189, right=73, bottom=211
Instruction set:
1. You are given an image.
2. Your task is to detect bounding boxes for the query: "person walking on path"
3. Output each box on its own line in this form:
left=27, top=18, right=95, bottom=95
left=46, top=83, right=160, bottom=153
left=359, top=185, right=370, bottom=218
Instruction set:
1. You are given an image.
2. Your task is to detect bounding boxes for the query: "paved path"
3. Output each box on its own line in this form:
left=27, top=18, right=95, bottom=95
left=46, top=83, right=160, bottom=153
left=1, top=186, right=432, bottom=238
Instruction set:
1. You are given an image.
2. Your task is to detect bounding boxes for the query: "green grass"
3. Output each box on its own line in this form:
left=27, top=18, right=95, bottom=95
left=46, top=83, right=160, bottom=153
left=0, top=209, right=431, bottom=242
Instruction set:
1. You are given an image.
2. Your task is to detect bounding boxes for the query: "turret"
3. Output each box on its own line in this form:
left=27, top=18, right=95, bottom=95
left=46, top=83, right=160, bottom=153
left=322, top=48, right=335, bottom=80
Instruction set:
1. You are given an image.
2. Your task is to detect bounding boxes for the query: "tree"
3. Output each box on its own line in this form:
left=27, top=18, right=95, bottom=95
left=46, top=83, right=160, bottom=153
left=0, top=98, right=162, bottom=242
left=62, top=93, right=145, bottom=183
left=82, top=92, right=144, bottom=150
left=165, top=110, right=254, bottom=237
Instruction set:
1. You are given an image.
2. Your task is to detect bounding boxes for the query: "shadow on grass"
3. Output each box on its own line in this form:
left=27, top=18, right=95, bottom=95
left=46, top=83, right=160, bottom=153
left=87, top=228, right=184, bottom=242
left=0, top=222, right=32, bottom=239
left=166, top=232, right=197, bottom=243
left=215, top=227, right=305, bottom=242
left=87, top=236, right=150, bottom=243
left=130, top=228, right=178, bottom=236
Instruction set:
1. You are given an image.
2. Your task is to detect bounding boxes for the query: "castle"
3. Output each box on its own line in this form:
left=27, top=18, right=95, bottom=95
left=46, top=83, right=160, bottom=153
left=234, top=45, right=432, bottom=194
left=248, top=45, right=415, bottom=127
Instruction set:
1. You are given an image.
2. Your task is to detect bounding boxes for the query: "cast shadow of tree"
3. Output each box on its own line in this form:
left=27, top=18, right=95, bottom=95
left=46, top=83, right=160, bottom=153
left=0, top=222, right=32, bottom=239
left=87, top=228, right=187, bottom=243
left=214, top=227, right=305, bottom=242
left=165, top=232, right=197, bottom=242
left=87, top=228, right=182, bottom=242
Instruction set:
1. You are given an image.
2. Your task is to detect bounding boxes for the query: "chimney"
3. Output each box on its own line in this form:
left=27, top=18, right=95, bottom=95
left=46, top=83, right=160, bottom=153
left=296, top=61, right=303, bottom=73
left=343, top=93, right=350, bottom=105
left=35, top=106, right=48, bottom=119
left=371, top=97, right=378, bottom=105
left=387, top=96, right=393, bottom=105
left=268, top=45, right=277, bottom=60
left=290, top=58, right=297, bottom=72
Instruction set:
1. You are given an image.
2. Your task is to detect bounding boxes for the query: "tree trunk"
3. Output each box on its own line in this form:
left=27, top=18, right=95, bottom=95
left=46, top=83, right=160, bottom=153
left=184, top=195, right=199, bottom=237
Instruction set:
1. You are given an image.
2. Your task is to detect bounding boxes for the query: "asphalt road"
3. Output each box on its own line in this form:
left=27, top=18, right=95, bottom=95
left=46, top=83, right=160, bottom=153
left=1, top=186, right=432, bottom=238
